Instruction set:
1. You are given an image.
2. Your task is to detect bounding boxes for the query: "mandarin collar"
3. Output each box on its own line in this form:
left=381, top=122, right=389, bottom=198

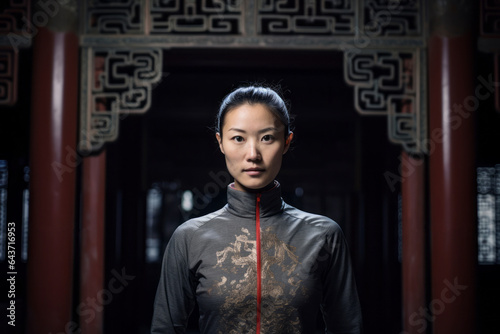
left=226, top=181, right=284, bottom=218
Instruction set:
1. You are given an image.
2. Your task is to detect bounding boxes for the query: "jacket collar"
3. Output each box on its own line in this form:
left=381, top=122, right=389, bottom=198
left=226, top=181, right=284, bottom=218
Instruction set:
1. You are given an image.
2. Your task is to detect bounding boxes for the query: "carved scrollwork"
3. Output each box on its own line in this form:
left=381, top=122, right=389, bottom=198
left=0, top=0, right=30, bottom=35
left=257, top=0, right=355, bottom=35
left=79, top=0, right=427, bottom=47
left=0, top=47, right=18, bottom=105
left=481, top=0, right=500, bottom=36
left=78, top=0, right=427, bottom=154
left=79, top=47, right=163, bottom=153
left=344, top=49, right=425, bottom=154
left=83, top=0, right=144, bottom=34
left=363, top=0, right=421, bottom=37
left=151, top=0, right=243, bottom=34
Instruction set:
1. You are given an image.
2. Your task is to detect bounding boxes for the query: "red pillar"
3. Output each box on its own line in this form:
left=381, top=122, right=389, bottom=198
left=428, top=1, right=477, bottom=333
left=401, top=152, right=426, bottom=333
left=26, top=26, right=79, bottom=333
left=80, top=151, right=106, bottom=334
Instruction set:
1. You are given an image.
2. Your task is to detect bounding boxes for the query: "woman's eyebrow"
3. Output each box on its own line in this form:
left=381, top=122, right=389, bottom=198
left=227, top=127, right=246, bottom=133
left=258, top=127, right=279, bottom=134
left=227, top=127, right=279, bottom=134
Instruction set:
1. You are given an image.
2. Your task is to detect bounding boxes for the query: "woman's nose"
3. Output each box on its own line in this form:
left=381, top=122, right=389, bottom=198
left=246, top=142, right=261, bottom=161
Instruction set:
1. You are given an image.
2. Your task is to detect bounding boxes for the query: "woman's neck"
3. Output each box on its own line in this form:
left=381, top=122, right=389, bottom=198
left=232, top=181, right=277, bottom=193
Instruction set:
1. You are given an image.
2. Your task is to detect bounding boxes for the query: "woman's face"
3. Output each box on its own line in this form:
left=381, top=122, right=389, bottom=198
left=216, top=103, right=293, bottom=192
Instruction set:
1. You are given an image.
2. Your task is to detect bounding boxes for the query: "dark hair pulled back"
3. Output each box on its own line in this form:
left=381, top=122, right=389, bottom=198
left=216, top=86, right=292, bottom=138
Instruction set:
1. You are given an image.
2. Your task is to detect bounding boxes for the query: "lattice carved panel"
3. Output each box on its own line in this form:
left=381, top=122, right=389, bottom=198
left=0, top=48, right=18, bottom=105
left=0, top=1, right=29, bottom=106
left=363, top=0, right=420, bottom=37
left=344, top=49, right=425, bottom=154
left=83, top=0, right=144, bottom=34
left=0, top=0, right=31, bottom=51
left=150, top=0, right=243, bottom=34
left=257, top=0, right=355, bottom=35
left=0, top=0, right=30, bottom=35
left=481, top=0, right=500, bottom=36
left=80, top=0, right=426, bottom=45
left=79, top=1, right=427, bottom=154
left=79, top=47, right=163, bottom=153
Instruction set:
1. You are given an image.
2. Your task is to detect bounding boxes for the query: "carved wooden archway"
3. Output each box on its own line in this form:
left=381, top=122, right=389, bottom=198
left=76, top=2, right=428, bottom=333
left=77, top=0, right=427, bottom=155
left=3, top=1, right=493, bottom=333
left=0, top=1, right=432, bottom=333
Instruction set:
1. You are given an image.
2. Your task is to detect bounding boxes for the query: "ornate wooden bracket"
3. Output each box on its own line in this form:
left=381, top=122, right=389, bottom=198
left=0, top=0, right=31, bottom=106
left=79, top=47, right=163, bottom=153
left=0, top=48, right=18, bottom=105
left=344, top=48, right=426, bottom=154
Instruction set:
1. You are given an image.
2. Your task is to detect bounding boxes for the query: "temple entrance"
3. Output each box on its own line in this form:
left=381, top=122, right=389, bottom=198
left=3, top=1, right=499, bottom=334
left=103, top=48, right=402, bottom=333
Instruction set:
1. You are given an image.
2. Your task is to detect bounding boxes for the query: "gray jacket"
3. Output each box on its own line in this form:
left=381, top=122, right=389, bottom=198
left=152, top=182, right=362, bottom=333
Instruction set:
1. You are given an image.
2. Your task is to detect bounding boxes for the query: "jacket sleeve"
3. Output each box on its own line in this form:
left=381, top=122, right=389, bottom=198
left=151, top=225, right=197, bottom=334
left=321, top=224, right=363, bottom=334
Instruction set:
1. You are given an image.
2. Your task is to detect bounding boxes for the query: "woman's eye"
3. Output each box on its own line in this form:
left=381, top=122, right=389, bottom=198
left=262, top=135, right=274, bottom=142
left=232, top=136, right=244, bottom=142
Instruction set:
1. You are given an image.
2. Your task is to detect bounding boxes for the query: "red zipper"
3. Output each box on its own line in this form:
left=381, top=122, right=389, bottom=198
left=255, top=193, right=262, bottom=334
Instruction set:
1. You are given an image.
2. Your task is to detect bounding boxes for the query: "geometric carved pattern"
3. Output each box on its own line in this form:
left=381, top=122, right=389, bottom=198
left=0, top=0, right=29, bottom=106
left=0, top=0, right=31, bottom=35
left=364, top=0, right=421, bottom=36
left=344, top=51, right=415, bottom=114
left=93, top=48, right=162, bottom=113
left=344, top=49, right=425, bottom=154
left=80, top=0, right=425, bottom=39
left=257, top=0, right=355, bottom=35
left=0, top=47, right=18, bottom=105
left=151, top=0, right=243, bottom=34
left=83, top=0, right=144, bottom=34
left=79, top=0, right=427, bottom=154
left=79, top=47, right=163, bottom=153
left=480, top=0, right=500, bottom=37
left=84, top=0, right=244, bottom=35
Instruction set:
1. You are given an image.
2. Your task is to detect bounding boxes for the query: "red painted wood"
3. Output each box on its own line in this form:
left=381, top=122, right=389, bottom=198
left=428, top=32, right=477, bottom=334
left=80, top=151, right=107, bottom=334
left=401, top=151, right=426, bottom=334
left=27, top=27, right=79, bottom=333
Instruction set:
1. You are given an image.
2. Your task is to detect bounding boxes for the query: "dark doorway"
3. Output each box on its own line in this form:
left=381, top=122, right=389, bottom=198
left=103, top=48, right=402, bottom=333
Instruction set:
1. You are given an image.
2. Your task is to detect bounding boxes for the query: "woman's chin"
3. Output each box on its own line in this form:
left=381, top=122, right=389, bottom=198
left=234, top=179, right=274, bottom=192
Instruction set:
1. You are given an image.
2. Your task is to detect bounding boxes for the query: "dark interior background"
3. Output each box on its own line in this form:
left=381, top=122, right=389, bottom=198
left=103, top=48, right=403, bottom=333
left=2, top=47, right=500, bottom=334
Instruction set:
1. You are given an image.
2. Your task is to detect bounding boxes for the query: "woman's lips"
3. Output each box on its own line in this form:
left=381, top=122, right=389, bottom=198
left=243, top=168, right=265, bottom=176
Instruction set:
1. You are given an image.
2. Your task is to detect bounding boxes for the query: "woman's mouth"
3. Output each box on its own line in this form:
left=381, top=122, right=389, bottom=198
left=243, top=168, right=265, bottom=176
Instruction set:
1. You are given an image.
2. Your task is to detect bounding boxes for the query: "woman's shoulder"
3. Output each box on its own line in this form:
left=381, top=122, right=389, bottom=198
left=172, top=206, right=228, bottom=238
left=281, top=203, right=342, bottom=233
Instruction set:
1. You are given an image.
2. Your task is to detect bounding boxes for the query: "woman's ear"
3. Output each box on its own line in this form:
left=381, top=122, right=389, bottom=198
left=283, top=132, right=294, bottom=155
left=216, top=133, right=225, bottom=154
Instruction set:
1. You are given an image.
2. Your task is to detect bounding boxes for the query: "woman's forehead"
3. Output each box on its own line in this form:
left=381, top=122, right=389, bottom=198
left=223, top=103, right=283, bottom=127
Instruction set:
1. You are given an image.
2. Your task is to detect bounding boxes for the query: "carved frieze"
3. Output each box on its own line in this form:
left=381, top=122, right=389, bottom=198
left=79, top=0, right=427, bottom=154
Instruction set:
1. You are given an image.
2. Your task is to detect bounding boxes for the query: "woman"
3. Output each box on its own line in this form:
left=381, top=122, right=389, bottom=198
left=151, top=86, right=362, bottom=333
